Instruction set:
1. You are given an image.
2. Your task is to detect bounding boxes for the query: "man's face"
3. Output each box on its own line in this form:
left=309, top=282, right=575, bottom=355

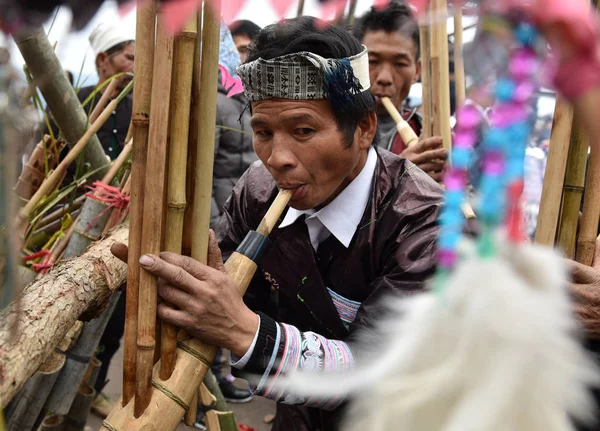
left=362, top=30, right=419, bottom=116
left=233, top=34, right=252, bottom=63
left=251, top=99, right=373, bottom=210
left=97, top=42, right=135, bottom=87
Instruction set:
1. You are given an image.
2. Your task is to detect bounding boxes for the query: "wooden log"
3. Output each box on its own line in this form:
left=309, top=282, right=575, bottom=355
left=14, top=27, right=109, bottom=182
left=161, top=16, right=197, bottom=380
left=4, top=352, right=65, bottom=431
left=40, top=414, right=65, bottom=431
left=101, top=190, right=292, bottom=431
left=534, top=98, right=574, bottom=246
left=0, top=223, right=129, bottom=408
left=43, top=292, right=121, bottom=416
left=64, top=385, right=96, bottom=431
left=124, top=0, right=156, bottom=405
left=135, top=12, right=175, bottom=416
left=557, top=115, right=589, bottom=258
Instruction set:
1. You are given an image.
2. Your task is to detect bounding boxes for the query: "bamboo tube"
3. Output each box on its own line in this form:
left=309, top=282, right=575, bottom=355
left=101, top=190, right=292, bottom=431
left=135, top=13, right=175, bottom=417
left=576, top=142, right=600, bottom=265
left=381, top=97, right=419, bottom=148
left=347, top=0, right=358, bottom=26
left=82, top=357, right=102, bottom=388
left=534, top=98, right=574, bottom=246
left=124, top=0, right=156, bottom=407
left=429, top=3, right=441, bottom=137
left=182, top=10, right=203, bottom=258
left=557, top=115, right=589, bottom=258
left=184, top=391, right=199, bottom=426
left=40, top=414, right=65, bottom=431
left=419, top=14, right=432, bottom=139
left=89, top=78, right=119, bottom=125
left=15, top=27, right=109, bottom=183
left=4, top=352, right=65, bottom=431
left=36, top=196, right=86, bottom=230
left=161, top=16, right=198, bottom=381
left=297, top=0, right=305, bottom=17
left=453, top=5, right=465, bottom=109
left=191, top=0, right=221, bottom=264
left=435, top=0, right=452, bottom=151
left=64, top=385, right=96, bottom=431
left=16, top=82, right=133, bottom=233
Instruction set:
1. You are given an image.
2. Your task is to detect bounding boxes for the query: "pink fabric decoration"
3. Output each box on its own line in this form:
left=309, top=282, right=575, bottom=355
left=219, top=64, right=245, bottom=97
left=161, top=0, right=202, bottom=34
left=270, top=0, right=295, bottom=18
left=222, top=0, right=248, bottom=23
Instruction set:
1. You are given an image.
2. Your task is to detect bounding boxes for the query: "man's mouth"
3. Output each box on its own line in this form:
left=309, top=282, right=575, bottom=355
left=278, top=183, right=307, bottom=200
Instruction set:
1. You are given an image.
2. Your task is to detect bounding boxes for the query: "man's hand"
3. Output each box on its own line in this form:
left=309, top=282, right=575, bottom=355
left=400, top=136, right=448, bottom=182
left=110, top=231, right=259, bottom=356
left=568, top=238, right=600, bottom=339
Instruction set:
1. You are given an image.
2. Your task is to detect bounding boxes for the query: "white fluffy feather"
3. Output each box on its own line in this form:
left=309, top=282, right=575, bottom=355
left=281, top=241, right=600, bottom=431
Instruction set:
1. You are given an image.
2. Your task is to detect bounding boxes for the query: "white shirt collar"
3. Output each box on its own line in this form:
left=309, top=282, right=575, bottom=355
left=279, top=146, right=377, bottom=251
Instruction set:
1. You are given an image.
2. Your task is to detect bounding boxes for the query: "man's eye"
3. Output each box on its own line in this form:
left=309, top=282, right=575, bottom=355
left=296, top=128, right=315, bottom=136
left=255, top=130, right=272, bottom=137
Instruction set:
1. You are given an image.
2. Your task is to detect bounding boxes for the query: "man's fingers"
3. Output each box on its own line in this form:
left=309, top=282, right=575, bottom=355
left=158, top=281, right=193, bottom=310
left=592, top=237, right=600, bottom=271
left=157, top=303, right=191, bottom=328
left=415, top=161, right=445, bottom=173
left=139, top=254, right=198, bottom=292
left=111, top=242, right=129, bottom=263
left=158, top=251, right=213, bottom=282
left=428, top=171, right=444, bottom=183
left=411, top=148, right=448, bottom=165
left=207, top=229, right=226, bottom=272
left=568, top=259, right=598, bottom=285
left=415, top=136, right=443, bottom=151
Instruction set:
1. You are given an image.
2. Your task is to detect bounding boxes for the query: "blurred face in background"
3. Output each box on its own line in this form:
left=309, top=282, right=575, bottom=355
left=233, top=34, right=252, bottom=63
left=96, top=41, right=135, bottom=89
left=362, top=30, right=420, bottom=117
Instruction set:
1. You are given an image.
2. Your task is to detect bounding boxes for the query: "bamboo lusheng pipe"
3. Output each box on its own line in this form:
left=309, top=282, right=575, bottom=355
left=429, top=2, right=441, bottom=137
left=135, top=13, right=175, bottom=417
left=453, top=5, right=465, bottom=109
left=381, top=97, right=419, bottom=148
left=419, top=15, right=432, bottom=139
left=16, top=81, right=133, bottom=234
left=161, top=16, right=198, bottom=380
left=297, top=0, right=305, bottom=17
left=347, top=0, right=358, bottom=26
left=557, top=115, right=589, bottom=258
left=89, top=78, right=119, bottom=125
left=434, top=0, right=452, bottom=151
left=576, top=135, right=600, bottom=265
left=534, top=97, right=574, bottom=246
left=14, top=27, right=110, bottom=183
left=124, top=0, right=156, bottom=407
left=101, top=189, right=293, bottom=431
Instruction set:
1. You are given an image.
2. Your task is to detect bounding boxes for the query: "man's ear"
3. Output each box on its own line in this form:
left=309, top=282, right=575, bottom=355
left=96, top=52, right=108, bottom=71
left=414, top=58, right=422, bottom=84
left=356, top=111, right=378, bottom=150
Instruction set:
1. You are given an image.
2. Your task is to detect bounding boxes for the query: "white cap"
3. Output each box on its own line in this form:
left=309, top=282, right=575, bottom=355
left=89, top=23, right=134, bottom=55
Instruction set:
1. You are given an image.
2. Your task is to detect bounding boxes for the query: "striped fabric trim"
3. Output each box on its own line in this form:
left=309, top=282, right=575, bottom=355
left=327, top=287, right=361, bottom=329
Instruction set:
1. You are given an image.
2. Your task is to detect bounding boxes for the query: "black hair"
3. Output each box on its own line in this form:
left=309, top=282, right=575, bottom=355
left=353, top=0, right=420, bottom=60
left=229, top=20, right=262, bottom=40
left=247, top=16, right=379, bottom=147
left=105, top=40, right=134, bottom=56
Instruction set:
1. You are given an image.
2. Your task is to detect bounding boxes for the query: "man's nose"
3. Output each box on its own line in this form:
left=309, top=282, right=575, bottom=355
left=266, top=135, right=297, bottom=171
left=375, top=64, right=394, bottom=87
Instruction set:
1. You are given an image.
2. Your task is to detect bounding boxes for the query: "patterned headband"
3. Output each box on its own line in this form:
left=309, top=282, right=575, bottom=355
left=236, top=46, right=370, bottom=110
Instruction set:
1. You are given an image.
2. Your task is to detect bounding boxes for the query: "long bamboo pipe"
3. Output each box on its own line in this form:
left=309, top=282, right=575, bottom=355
left=101, top=189, right=293, bottom=431
left=381, top=96, right=475, bottom=219
left=419, top=12, right=432, bottom=139
left=453, top=5, right=465, bottom=109
left=124, top=0, right=156, bottom=406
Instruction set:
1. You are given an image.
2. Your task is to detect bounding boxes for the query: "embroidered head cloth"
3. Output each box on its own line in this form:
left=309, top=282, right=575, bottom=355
left=236, top=46, right=370, bottom=110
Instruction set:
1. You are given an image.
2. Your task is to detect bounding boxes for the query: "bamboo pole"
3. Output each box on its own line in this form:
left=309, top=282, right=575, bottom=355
left=453, top=5, right=465, bottom=109
left=435, top=0, right=452, bottom=150
left=124, top=0, right=156, bottom=407
left=534, top=98, right=574, bottom=246
left=347, top=0, right=358, bottom=26
left=14, top=27, right=110, bottom=182
left=419, top=13, right=432, bottom=139
left=39, top=414, right=64, bottom=431
left=101, top=190, right=292, bottom=431
left=557, top=116, right=589, bottom=258
left=161, top=16, right=198, bottom=380
left=429, top=2, right=441, bottom=137
left=297, top=0, right=305, bottom=17
left=89, top=78, right=119, bottom=125
left=64, top=385, right=96, bottom=431
left=135, top=13, right=175, bottom=417
left=16, top=82, right=133, bottom=234
left=576, top=141, right=600, bottom=265
left=191, top=0, right=221, bottom=264
left=381, top=97, right=419, bottom=147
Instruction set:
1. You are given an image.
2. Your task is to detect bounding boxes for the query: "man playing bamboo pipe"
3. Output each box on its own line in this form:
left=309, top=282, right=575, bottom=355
left=112, top=16, right=442, bottom=431
left=354, top=1, right=448, bottom=182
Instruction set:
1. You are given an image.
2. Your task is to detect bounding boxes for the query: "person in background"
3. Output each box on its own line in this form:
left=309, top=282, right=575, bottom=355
left=353, top=0, right=447, bottom=182
left=228, top=19, right=261, bottom=63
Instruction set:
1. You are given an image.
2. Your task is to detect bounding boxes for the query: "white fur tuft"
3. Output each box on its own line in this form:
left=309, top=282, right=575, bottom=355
left=280, top=241, right=600, bottom=430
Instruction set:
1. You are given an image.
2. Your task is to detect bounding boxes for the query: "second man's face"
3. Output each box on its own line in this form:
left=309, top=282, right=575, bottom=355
left=362, top=30, right=419, bottom=117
